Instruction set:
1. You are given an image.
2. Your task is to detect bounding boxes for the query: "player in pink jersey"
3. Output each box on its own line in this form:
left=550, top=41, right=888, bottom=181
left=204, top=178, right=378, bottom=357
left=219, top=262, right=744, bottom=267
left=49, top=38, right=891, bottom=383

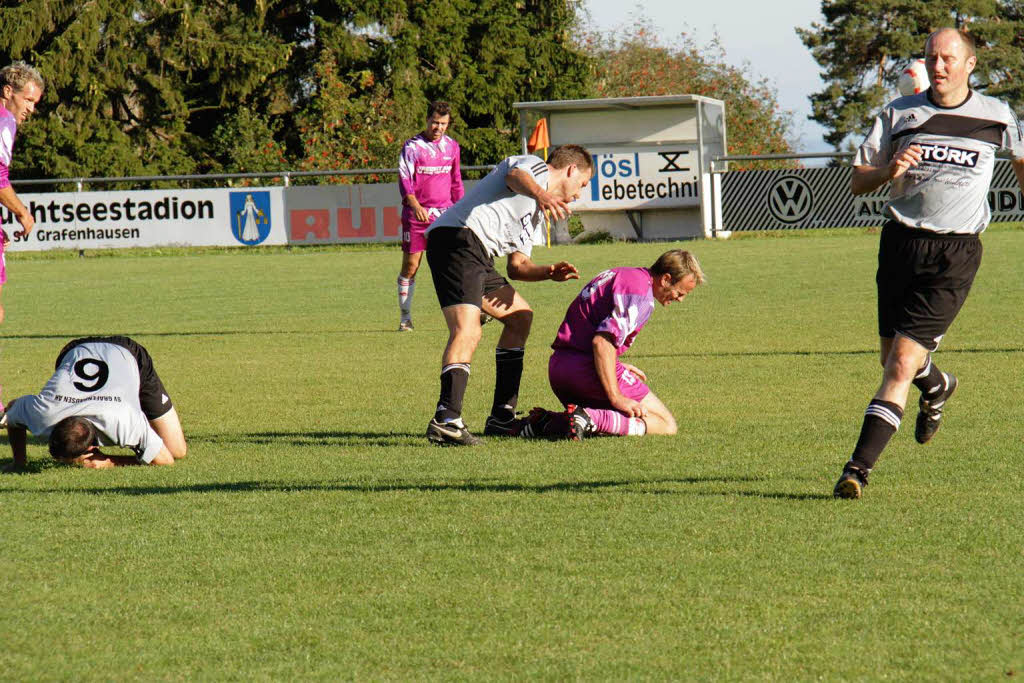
left=547, top=249, right=705, bottom=437
left=0, top=62, right=43, bottom=325
left=395, top=101, right=465, bottom=331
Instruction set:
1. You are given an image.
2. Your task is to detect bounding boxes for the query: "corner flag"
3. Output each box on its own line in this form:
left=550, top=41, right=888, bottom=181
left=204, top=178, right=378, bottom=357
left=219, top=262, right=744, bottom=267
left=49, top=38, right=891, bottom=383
left=527, top=119, right=553, bottom=246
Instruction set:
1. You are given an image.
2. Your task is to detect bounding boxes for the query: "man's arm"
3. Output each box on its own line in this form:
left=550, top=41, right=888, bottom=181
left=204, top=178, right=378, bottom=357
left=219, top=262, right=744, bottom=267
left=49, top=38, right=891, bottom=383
left=1012, top=158, right=1024, bottom=194
left=76, top=445, right=174, bottom=468
left=0, top=185, right=34, bottom=236
left=506, top=251, right=578, bottom=282
left=404, top=193, right=429, bottom=222
left=851, top=144, right=923, bottom=195
left=4, top=425, right=28, bottom=472
left=593, top=333, right=645, bottom=418
left=506, top=168, right=569, bottom=221
left=2, top=398, right=28, bottom=471
left=450, top=146, right=465, bottom=202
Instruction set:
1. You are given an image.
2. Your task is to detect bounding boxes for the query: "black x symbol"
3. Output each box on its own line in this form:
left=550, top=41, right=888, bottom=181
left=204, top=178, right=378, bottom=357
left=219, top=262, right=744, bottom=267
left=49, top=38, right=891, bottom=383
left=658, top=151, right=690, bottom=172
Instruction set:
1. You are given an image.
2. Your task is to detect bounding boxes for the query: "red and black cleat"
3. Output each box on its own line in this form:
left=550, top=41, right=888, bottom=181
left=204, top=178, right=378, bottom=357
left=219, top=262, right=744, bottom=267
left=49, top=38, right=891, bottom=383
left=520, top=404, right=589, bottom=441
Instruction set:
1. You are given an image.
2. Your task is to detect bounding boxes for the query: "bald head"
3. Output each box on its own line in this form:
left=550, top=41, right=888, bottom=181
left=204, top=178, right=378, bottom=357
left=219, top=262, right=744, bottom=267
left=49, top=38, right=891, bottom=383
left=924, top=27, right=976, bottom=105
left=926, top=28, right=975, bottom=58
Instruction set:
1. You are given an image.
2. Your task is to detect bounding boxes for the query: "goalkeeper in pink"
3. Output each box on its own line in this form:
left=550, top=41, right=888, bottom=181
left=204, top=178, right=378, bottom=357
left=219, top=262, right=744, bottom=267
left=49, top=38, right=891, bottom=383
left=548, top=249, right=704, bottom=436
left=395, top=101, right=464, bottom=331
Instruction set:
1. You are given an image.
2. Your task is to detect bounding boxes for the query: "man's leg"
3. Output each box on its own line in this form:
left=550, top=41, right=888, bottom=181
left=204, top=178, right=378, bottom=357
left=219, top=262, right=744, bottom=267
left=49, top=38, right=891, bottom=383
left=427, top=304, right=484, bottom=445
left=150, top=407, right=187, bottom=460
left=481, top=286, right=532, bottom=431
left=835, top=334, right=929, bottom=498
left=397, top=250, right=423, bottom=331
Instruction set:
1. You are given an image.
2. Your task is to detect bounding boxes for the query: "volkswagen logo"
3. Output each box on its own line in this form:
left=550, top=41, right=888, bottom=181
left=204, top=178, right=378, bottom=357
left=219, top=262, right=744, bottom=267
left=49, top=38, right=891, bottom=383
left=767, top=176, right=813, bottom=223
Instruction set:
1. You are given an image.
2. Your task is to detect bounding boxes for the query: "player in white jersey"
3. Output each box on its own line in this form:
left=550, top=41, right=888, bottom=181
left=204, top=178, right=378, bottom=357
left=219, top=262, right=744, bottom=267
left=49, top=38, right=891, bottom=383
left=1, top=336, right=187, bottom=470
left=423, top=144, right=593, bottom=446
left=833, top=28, right=1024, bottom=499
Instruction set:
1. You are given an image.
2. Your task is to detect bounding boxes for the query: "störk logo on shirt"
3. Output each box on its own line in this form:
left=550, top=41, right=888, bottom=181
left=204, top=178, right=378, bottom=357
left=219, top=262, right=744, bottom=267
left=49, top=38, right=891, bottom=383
left=915, top=144, right=978, bottom=167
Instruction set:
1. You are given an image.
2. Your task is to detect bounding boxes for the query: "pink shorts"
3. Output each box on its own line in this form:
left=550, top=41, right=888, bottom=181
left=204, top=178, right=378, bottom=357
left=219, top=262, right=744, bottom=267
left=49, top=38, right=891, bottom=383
left=402, top=207, right=445, bottom=254
left=548, top=350, right=650, bottom=409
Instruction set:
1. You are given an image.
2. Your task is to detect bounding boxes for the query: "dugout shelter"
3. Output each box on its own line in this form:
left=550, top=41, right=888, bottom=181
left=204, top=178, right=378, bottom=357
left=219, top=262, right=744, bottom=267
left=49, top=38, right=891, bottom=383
left=513, top=95, right=726, bottom=241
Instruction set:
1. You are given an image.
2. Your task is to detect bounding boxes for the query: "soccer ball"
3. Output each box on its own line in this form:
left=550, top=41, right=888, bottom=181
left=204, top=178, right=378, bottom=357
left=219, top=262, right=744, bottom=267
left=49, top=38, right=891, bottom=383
left=897, top=59, right=929, bottom=96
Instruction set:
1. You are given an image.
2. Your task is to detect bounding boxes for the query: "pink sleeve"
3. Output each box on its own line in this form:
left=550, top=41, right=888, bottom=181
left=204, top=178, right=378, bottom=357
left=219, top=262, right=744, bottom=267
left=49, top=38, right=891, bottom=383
left=0, top=163, right=9, bottom=190
left=398, top=141, right=416, bottom=198
left=450, top=143, right=464, bottom=202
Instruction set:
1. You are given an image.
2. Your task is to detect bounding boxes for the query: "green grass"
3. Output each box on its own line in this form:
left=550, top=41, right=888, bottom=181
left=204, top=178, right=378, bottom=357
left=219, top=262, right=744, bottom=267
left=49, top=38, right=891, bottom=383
left=1, top=230, right=1022, bottom=679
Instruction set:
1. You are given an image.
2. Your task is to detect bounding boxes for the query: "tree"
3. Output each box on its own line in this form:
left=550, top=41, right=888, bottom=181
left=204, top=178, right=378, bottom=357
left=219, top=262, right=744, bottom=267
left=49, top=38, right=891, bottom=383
left=0, top=1, right=291, bottom=183
left=284, top=0, right=592, bottom=175
left=582, top=19, right=794, bottom=166
left=0, top=1, right=593, bottom=181
left=797, top=1, right=1024, bottom=149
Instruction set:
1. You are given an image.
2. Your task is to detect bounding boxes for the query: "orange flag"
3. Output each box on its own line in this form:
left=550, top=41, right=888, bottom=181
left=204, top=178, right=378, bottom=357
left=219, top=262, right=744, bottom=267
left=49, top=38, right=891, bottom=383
left=527, top=118, right=550, bottom=153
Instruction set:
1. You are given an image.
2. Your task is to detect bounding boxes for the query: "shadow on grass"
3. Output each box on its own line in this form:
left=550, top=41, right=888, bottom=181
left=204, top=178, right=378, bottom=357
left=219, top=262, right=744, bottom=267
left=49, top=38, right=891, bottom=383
left=7, top=475, right=770, bottom=497
left=633, top=345, right=1024, bottom=359
left=0, top=329, right=413, bottom=341
left=1, top=477, right=841, bottom=503
left=195, top=431, right=426, bottom=448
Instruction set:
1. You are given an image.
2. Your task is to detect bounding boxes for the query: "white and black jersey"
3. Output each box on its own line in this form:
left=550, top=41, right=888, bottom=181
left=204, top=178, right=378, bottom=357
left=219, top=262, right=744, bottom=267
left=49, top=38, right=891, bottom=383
left=855, top=90, right=1024, bottom=234
left=427, top=154, right=549, bottom=258
left=4, top=340, right=166, bottom=463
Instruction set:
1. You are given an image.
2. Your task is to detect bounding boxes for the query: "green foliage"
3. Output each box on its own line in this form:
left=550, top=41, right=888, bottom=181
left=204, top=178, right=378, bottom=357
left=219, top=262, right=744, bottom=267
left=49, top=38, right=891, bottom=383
left=0, top=1, right=590, bottom=179
left=0, top=1, right=291, bottom=179
left=798, top=0, right=1024, bottom=148
left=2, top=235, right=1023, bottom=678
left=582, top=19, right=795, bottom=168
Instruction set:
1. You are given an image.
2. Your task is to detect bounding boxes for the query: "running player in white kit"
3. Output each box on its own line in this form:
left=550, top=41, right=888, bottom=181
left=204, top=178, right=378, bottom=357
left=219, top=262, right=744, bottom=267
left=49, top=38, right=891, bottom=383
left=2, top=336, right=187, bottom=469
left=833, top=28, right=1024, bottom=498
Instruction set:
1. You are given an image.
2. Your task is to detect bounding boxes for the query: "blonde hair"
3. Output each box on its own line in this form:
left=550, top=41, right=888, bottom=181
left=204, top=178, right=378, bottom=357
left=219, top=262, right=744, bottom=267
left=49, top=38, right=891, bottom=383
left=0, top=61, right=44, bottom=94
left=650, top=249, right=705, bottom=285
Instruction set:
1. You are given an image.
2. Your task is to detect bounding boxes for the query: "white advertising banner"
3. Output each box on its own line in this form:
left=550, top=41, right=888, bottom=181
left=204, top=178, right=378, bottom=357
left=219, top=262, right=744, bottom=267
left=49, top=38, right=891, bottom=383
left=573, top=146, right=701, bottom=211
left=2, top=187, right=288, bottom=251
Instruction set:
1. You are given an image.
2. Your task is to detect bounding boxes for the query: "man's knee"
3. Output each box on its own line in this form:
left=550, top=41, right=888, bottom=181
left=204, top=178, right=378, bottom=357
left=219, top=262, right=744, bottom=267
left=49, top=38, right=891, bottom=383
left=648, top=411, right=677, bottom=436
left=884, top=352, right=922, bottom=383
left=501, top=308, right=533, bottom=336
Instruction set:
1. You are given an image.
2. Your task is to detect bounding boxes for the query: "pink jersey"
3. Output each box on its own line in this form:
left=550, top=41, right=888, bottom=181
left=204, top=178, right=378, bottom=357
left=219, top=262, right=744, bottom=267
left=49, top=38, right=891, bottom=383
left=398, top=133, right=464, bottom=209
left=0, top=104, right=13, bottom=279
left=552, top=267, right=656, bottom=356
left=0, top=103, right=16, bottom=191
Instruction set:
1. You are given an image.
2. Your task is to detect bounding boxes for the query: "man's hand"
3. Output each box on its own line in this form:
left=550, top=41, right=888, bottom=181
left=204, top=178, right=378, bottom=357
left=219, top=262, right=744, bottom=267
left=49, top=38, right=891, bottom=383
left=621, top=363, right=647, bottom=382
left=888, top=144, right=922, bottom=181
left=535, top=188, right=570, bottom=221
left=1, top=228, right=8, bottom=246
left=548, top=261, right=579, bottom=282
left=14, top=210, right=34, bottom=237
left=611, top=394, right=647, bottom=418
left=404, top=195, right=429, bottom=222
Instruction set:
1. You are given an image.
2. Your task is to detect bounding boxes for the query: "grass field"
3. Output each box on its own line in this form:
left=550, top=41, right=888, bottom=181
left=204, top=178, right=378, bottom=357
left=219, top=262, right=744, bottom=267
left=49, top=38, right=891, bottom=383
left=1, top=228, right=1022, bottom=679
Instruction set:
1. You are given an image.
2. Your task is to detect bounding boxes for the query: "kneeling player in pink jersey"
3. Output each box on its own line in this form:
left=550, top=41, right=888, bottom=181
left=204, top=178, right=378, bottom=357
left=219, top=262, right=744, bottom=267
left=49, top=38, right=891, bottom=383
left=547, top=249, right=705, bottom=437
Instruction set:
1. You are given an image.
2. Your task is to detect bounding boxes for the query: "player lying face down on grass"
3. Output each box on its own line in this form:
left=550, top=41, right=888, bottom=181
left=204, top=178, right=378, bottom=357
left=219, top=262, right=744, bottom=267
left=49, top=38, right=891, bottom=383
left=1, top=336, right=187, bottom=470
left=423, top=144, right=593, bottom=446
left=543, top=249, right=705, bottom=437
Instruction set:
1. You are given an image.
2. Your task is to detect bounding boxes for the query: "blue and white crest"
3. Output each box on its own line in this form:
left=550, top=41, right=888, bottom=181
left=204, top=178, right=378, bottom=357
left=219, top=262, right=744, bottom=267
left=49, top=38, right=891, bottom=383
left=229, top=191, right=272, bottom=245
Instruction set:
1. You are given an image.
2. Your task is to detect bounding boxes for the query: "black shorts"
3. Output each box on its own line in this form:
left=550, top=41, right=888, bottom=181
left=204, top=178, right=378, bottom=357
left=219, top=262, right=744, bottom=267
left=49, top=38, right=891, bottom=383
left=876, top=222, right=982, bottom=352
left=56, top=335, right=174, bottom=420
left=426, top=227, right=510, bottom=309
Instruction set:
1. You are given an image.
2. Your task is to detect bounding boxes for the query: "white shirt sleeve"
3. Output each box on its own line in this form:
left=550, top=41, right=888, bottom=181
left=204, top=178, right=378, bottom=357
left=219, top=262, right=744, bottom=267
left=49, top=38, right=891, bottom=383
left=853, top=110, right=892, bottom=168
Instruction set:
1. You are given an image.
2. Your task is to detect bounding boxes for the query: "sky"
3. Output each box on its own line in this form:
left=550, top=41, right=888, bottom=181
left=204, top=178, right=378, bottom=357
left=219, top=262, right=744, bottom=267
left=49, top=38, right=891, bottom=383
left=583, top=0, right=832, bottom=155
